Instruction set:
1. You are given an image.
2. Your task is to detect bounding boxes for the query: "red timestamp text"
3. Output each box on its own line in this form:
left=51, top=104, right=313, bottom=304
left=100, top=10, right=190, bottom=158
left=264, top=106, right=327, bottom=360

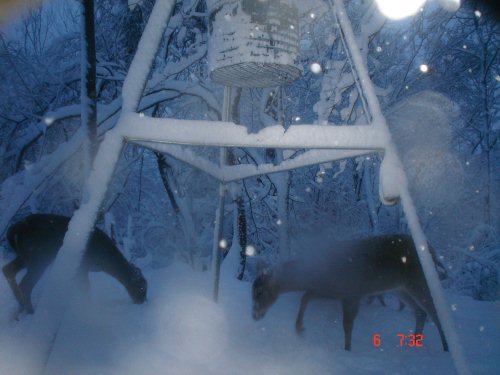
left=373, top=334, right=424, bottom=347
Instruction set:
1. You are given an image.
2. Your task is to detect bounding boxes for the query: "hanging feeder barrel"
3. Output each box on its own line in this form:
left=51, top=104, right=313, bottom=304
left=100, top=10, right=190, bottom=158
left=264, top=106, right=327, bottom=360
left=207, top=0, right=302, bottom=88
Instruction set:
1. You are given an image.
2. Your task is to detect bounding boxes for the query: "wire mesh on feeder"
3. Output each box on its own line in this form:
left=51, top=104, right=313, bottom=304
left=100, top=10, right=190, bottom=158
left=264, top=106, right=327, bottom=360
left=207, top=0, right=302, bottom=88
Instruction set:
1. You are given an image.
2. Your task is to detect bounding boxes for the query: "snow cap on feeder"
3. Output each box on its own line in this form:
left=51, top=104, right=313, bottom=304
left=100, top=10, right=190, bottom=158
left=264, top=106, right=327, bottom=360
left=207, top=0, right=302, bottom=88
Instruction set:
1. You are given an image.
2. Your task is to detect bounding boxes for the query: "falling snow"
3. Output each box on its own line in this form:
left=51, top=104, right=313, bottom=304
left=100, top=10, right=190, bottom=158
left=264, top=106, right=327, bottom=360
left=310, top=62, right=322, bottom=74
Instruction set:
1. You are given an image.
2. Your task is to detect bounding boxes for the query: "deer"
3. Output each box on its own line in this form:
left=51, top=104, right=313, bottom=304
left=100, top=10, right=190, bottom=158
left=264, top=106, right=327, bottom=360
left=252, top=234, right=449, bottom=352
left=2, top=214, right=147, bottom=316
left=367, top=293, right=406, bottom=311
left=366, top=247, right=447, bottom=311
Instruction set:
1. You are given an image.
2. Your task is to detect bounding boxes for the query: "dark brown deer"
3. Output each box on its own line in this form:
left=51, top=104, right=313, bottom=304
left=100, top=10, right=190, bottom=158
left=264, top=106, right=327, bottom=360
left=2, top=214, right=147, bottom=315
left=252, top=235, right=448, bottom=351
left=366, top=248, right=447, bottom=311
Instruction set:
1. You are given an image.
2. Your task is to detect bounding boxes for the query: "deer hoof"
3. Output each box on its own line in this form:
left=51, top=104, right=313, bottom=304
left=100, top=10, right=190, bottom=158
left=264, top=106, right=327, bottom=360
left=295, top=324, right=305, bottom=335
left=23, top=304, right=34, bottom=314
left=11, top=307, right=25, bottom=321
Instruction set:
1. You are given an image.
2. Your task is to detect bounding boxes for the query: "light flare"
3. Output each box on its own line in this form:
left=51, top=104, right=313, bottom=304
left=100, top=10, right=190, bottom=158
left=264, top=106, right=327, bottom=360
left=375, top=0, right=426, bottom=20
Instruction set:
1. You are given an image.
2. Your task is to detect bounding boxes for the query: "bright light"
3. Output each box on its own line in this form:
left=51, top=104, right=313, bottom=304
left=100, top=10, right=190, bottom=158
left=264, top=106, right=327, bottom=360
left=375, top=0, right=426, bottom=20
left=419, top=64, right=429, bottom=73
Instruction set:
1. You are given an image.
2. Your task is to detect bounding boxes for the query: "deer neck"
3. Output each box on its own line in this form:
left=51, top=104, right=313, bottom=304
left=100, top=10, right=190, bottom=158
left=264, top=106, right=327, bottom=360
left=88, top=233, right=134, bottom=290
left=275, top=261, right=309, bottom=293
left=106, top=256, right=134, bottom=289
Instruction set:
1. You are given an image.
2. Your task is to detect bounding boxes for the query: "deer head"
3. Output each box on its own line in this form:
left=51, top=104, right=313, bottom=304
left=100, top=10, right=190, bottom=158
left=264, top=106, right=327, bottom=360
left=252, top=267, right=279, bottom=320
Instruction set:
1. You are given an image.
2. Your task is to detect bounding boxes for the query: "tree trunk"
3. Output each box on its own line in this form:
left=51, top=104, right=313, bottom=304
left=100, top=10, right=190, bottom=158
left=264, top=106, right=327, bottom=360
left=81, top=0, right=98, bottom=166
left=155, top=152, right=196, bottom=267
left=276, top=168, right=290, bottom=261
left=235, top=195, right=247, bottom=279
left=228, top=87, right=248, bottom=279
left=155, top=153, right=181, bottom=216
left=363, top=159, right=380, bottom=234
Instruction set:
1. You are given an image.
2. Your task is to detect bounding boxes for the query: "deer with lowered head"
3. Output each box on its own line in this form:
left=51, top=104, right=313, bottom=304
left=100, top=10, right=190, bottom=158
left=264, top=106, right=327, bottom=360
left=252, top=234, right=448, bottom=351
left=2, top=214, right=147, bottom=315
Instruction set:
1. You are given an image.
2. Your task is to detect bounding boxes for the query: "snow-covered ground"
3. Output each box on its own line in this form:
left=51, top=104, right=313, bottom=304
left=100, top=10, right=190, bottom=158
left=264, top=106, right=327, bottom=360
left=0, top=261, right=498, bottom=375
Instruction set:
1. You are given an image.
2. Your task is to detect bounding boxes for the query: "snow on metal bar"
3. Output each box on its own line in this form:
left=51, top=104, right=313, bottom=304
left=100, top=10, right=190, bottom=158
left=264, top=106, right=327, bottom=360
left=122, top=0, right=176, bottom=113
left=22, top=1, right=179, bottom=373
left=400, top=189, right=471, bottom=375
left=332, top=0, right=388, bottom=126
left=121, top=113, right=388, bottom=150
left=21, top=128, right=125, bottom=375
left=131, top=139, right=371, bottom=183
left=221, top=149, right=371, bottom=182
left=133, top=141, right=224, bottom=181
left=333, top=1, right=470, bottom=374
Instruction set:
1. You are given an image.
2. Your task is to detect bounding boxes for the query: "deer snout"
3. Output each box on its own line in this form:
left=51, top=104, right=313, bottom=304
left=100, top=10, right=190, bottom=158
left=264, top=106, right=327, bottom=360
left=128, top=283, right=147, bottom=304
left=133, top=295, right=147, bottom=304
left=252, top=305, right=265, bottom=320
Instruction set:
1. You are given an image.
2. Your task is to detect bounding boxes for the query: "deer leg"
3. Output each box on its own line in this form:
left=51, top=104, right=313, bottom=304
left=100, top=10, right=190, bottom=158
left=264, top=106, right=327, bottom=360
left=295, top=291, right=315, bottom=334
left=18, top=263, right=49, bottom=314
left=400, top=293, right=427, bottom=334
left=398, top=299, right=405, bottom=311
left=341, top=298, right=360, bottom=351
left=367, top=294, right=385, bottom=306
left=2, top=257, right=26, bottom=310
left=76, top=267, right=91, bottom=299
left=406, top=284, right=449, bottom=352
